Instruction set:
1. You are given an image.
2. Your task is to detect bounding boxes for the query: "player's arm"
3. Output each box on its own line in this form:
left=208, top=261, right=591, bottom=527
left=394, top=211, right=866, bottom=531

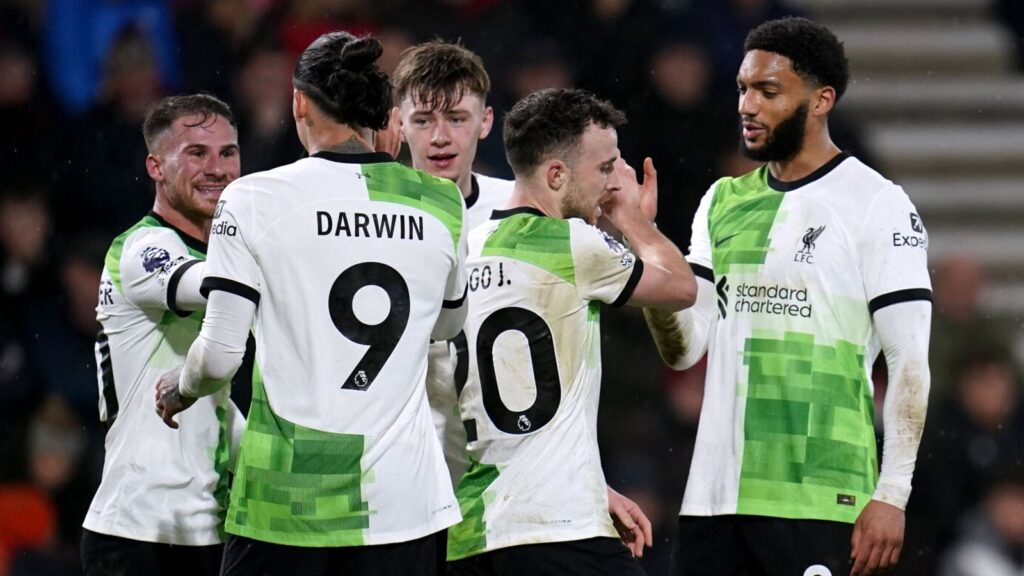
left=156, top=291, right=255, bottom=428
left=120, top=228, right=207, bottom=315
left=603, top=158, right=696, bottom=311
left=851, top=187, right=933, bottom=576
left=642, top=180, right=719, bottom=370
left=432, top=189, right=470, bottom=341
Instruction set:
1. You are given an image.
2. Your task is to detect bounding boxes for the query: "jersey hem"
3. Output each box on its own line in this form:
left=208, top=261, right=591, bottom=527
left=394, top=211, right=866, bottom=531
left=225, top=509, right=460, bottom=548
left=679, top=504, right=858, bottom=525
left=83, top=517, right=224, bottom=546
left=446, top=525, right=617, bottom=561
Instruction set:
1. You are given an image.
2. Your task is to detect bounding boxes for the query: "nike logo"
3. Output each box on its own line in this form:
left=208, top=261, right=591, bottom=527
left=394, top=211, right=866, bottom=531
left=714, top=233, right=742, bottom=248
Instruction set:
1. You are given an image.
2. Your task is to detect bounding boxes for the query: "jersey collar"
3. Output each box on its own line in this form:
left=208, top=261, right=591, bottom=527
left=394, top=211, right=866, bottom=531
left=149, top=211, right=207, bottom=254
left=311, top=151, right=394, bottom=164
left=766, top=151, right=851, bottom=192
left=465, top=174, right=481, bottom=209
left=491, top=206, right=546, bottom=220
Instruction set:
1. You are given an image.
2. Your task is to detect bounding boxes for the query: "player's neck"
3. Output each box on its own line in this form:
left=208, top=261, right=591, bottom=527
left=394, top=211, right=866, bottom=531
left=767, top=133, right=841, bottom=184
left=306, top=126, right=374, bottom=156
left=507, top=180, right=561, bottom=219
left=152, top=199, right=209, bottom=244
left=456, top=172, right=474, bottom=200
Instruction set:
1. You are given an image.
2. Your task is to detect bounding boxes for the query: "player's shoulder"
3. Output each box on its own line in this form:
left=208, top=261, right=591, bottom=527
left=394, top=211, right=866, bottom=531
left=710, top=164, right=770, bottom=201
left=116, top=215, right=187, bottom=257
left=833, top=156, right=911, bottom=210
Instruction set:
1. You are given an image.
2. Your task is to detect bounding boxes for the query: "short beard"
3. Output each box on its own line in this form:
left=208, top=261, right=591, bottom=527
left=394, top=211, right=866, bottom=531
left=560, top=182, right=593, bottom=224
left=740, top=101, right=809, bottom=162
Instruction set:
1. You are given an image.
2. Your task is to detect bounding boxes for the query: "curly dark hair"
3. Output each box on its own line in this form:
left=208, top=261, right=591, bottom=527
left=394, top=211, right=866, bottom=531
left=142, top=94, right=236, bottom=153
left=744, top=17, right=849, bottom=102
left=293, top=31, right=391, bottom=130
left=503, top=88, right=626, bottom=175
left=392, top=41, right=491, bottom=112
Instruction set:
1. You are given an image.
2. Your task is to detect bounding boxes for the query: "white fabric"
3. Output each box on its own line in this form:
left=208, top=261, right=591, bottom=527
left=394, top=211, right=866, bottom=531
left=427, top=173, right=514, bottom=487
left=873, top=300, right=932, bottom=510
left=85, top=224, right=235, bottom=546
left=179, top=290, right=255, bottom=398
left=198, top=155, right=466, bottom=544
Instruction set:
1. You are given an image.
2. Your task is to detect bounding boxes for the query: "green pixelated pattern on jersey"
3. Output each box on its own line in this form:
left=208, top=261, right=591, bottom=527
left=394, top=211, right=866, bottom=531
left=363, top=162, right=464, bottom=251
left=481, top=213, right=574, bottom=284
left=225, top=367, right=372, bottom=546
left=737, top=331, right=877, bottom=523
left=447, top=461, right=501, bottom=560
left=708, top=168, right=785, bottom=275
left=106, top=215, right=205, bottom=293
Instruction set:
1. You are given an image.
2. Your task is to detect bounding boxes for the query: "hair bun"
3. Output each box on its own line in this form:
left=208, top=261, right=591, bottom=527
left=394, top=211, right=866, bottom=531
left=338, top=37, right=383, bottom=69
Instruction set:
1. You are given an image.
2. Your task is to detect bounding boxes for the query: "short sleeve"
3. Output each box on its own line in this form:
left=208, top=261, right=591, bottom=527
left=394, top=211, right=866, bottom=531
left=570, top=220, right=643, bottom=307
left=120, top=227, right=202, bottom=314
left=859, top=186, right=932, bottom=313
left=201, top=184, right=261, bottom=305
left=687, top=182, right=716, bottom=283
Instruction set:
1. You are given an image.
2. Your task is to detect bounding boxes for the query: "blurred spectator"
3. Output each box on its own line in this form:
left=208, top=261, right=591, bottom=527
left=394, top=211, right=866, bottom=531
left=234, top=44, right=304, bottom=174
left=0, top=183, right=54, bottom=484
left=915, top=346, right=1024, bottom=556
left=683, top=0, right=801, bottom=97
left=43, top=0, right=179, bottom=115
left=54, top=29, right=163, bottom=238
left=930, top=256, right=1015, bottom=400
left=940, top=470, right=1024, bottom=576
left=175, top=0, right=277, bottom=98
left=522, top=0, right=665, bottom=108
left=622, top=37, right=734, bottom=250
left=0, top=38, right=59, bottom=183
left=4, top=396, right=89, bottom=576
left=996, top=0, right=1024, bottom=72
left=21, top=234, right=107, bottom=423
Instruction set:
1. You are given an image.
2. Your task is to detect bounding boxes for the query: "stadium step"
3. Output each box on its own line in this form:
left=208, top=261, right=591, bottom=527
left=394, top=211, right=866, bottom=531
left=789, top=0, right=1024, bottom=319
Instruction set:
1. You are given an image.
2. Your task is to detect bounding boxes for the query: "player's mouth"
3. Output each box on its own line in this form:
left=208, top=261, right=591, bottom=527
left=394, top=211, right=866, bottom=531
left=742, top=121, right=766, bottom=141
left=194, top=184, right=226, bottom=197
left=427, top=153, right=457, bottom=170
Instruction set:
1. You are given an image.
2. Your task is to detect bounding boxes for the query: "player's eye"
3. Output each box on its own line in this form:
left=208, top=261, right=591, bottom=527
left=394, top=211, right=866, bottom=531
left=413, top=118, right=430, bottom=127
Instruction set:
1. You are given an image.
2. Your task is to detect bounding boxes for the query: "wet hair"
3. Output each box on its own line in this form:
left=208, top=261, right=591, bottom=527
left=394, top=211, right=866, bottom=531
left=292, top=31, right=391, bottom=130
left=744, top=17, right=849, bottom=102
left=142, top=93, right=236, bottom=153
left=503, top=88, right=625, bottom=175
left=392, top=41, right=491, bottom=112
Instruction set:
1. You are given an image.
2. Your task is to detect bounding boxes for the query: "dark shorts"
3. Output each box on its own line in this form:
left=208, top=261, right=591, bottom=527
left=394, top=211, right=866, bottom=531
left=221, top=531, right=442, bottom=576
left=448, top=537, right=646, bottom=576
left=674, top=515, right=853, bottom=576
left=80, top=528, right=223, bottom=576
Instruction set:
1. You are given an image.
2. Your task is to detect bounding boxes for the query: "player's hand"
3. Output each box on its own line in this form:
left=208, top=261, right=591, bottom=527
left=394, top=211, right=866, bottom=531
left=607, top=487, right=653, bottom=558
left=636, top=157, right=658, bottom=223
left=155, top=367, right=197, bottom=429
left=850, top=499, right=904, bottom=576
left=603, top=158, right=658, bottom=229
left=374, top=106, right=402, bottom=159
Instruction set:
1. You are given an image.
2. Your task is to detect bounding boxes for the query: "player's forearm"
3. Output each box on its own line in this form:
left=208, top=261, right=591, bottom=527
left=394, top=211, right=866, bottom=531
left=873, top=301, right=931, bottom=510
left=643, top=275, right=715, bottom=369
left=619, top=219, right=696, bottom=309
left=170, top=260, right=206, bottom=312
left=179, top=291, right=255, bottom=398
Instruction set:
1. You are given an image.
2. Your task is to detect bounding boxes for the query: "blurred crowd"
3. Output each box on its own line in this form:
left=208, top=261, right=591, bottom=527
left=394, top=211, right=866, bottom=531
left=0, top=0, right=1022, bottom=575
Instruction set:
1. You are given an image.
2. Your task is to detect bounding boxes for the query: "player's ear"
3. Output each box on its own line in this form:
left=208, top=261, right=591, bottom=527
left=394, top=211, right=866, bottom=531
left=292, top=89, right=308, bottom=123
left=146, top=154, right=164, bottom=182
left=479, top=106, right=494, bottom=140
left=546, top=160, right=566, bottom=191
left=812, top=85, right=836, bottom=117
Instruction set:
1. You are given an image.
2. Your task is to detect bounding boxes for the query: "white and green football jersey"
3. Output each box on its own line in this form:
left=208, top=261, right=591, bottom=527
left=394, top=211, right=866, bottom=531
left=427, top=173, right=514, bottom=488
left=203, top=151, right=466, bottom=547
left=84, top=213, right=236, bottom=545
left=446, top=207, right=643, bottom=560
left=681, top=153, right=932, bottom=524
